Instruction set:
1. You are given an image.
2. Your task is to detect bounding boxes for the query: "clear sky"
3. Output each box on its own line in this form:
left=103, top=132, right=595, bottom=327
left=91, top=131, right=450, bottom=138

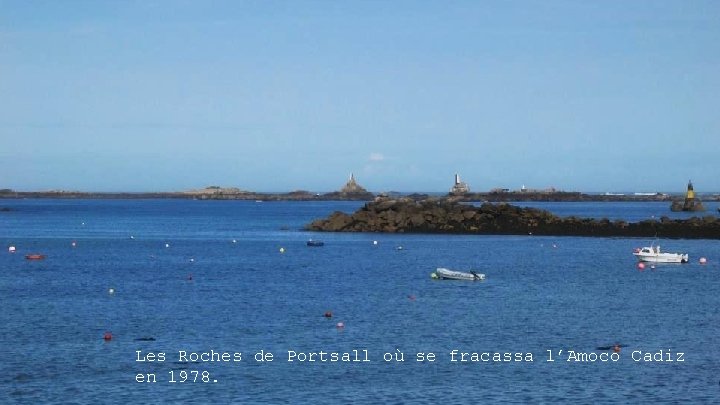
left=1, top=0, right=718, bottom=192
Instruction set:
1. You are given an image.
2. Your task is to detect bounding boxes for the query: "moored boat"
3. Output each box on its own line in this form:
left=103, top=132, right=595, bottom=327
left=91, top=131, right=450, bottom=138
left=25, top=254, right=46, bottom=260
left=306, top=240, right=324, bottom=247
left=432, top=267, right=485, bottom=281
left=633, top=245, right=688, bottom=263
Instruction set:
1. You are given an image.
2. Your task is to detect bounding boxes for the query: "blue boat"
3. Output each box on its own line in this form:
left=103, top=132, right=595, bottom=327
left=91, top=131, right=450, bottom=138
left=306, top=240, right=324, bottom=247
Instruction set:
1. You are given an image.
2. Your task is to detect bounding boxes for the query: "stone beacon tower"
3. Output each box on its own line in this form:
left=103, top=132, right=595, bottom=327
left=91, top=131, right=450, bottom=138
left=450, top=173, right=470, bottom=195
left=670, top=180, right=705, bottom=212
left=340, top=173, right=367, bottom=193
left=324, top=173, right=374, bottom=200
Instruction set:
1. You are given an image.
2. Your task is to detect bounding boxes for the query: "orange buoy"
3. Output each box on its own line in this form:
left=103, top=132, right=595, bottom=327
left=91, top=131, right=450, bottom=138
left=637, top=262, right=645, bottom=270
left=103, top=332, right=113, bottom=341
left=323, top=311, right=332, bottom=318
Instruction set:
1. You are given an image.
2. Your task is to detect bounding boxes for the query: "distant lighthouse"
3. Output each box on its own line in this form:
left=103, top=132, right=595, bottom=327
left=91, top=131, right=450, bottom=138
left=450, top=173, right=470, bottom=195
left=670, top=180, right=705, bottom=212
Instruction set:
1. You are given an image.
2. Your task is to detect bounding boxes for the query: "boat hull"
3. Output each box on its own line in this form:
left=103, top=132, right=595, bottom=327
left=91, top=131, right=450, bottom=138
left=433, top=267, right=485, bottom=281
left=633, top=253, right=688, bottom=263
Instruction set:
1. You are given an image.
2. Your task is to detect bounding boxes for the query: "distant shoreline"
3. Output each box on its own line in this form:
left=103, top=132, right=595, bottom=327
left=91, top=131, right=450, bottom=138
left=1, top=189, right=719, bottom=202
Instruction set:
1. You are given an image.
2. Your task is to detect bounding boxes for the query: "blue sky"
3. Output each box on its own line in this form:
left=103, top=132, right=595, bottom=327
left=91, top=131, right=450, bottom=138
left=1, top=0, right=718, bottom=192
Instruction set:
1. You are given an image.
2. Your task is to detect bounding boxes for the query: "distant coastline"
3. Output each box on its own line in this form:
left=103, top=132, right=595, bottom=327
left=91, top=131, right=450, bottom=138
left=1, top=188, right=719, bottom=202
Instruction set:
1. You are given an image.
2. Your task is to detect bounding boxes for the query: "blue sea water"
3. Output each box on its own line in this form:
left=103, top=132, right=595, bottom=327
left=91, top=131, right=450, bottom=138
left=1, top=199, right=719, bottom=404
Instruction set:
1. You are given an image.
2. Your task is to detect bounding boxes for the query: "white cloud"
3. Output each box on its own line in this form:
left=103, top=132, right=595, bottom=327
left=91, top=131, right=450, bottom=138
left=369, top=152, right=384, bottom=162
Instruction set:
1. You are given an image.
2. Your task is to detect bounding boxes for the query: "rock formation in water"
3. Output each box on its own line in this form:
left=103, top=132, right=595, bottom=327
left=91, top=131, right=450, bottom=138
left=306, top=197, right=720, bottom=239
left=321, top=173, right=375, bottom=201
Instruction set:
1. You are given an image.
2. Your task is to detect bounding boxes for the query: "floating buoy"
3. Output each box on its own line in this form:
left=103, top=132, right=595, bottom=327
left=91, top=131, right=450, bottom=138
left=552, top=243, right=558, bottom=248
left=373, top=240, right=378, bottom=245
left=408, top=295, right=416, bottom=301
left=699, top=257, right=707, bottom=265
left=396, top=246, right=403, bottom=250
left=637, top=262, right=645, bottom=270
left=8, top=246, right=15, bottom=253
left=108, top=287, right=115, bottom=295
left=279, top=247, right=285, bottom=253
left=71, top=241, right=77, bottom=247
left=103, top=332, right=112, bottom=341
left=187, top=273, right=193, bottom=281
left=232, top=239, right=237, bottom=243
left=189, top=258, right=194, bottom=262
left=336, top=322, right=345, bottom=329
left=650, top=265, right=656, bottom=270
left=613, top=344, right=621, bottom=353
left=323, top=311, right=332, bottom=318
left=130, top=235, right=135, bottom=239
left=165, top=243, right=170, bottom=248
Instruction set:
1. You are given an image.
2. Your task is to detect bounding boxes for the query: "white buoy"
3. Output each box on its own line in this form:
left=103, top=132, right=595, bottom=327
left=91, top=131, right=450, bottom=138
left=699, top=257, right=707, bottom=265
left=190, top=258, right=194, bottom=262
left=373, top=240, right=378, bottom=245
left=71, top=241, right=77, bottom=247
left=130, top=235, right=135, bottom=239
left=8, top=246, right=16, bottom=253
left=108, top=287, right=115, bottom=295
left=279, top=247, right=285, bottom=253
left=232, top=239, right=237, bottom=243
left=165, top=243, right=170, bottom=248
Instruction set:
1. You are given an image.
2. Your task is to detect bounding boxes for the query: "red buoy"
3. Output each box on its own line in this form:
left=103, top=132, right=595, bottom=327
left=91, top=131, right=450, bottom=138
left=637, top=262, right=645, bottom=271
left=103, top=332, right=113, bottom=341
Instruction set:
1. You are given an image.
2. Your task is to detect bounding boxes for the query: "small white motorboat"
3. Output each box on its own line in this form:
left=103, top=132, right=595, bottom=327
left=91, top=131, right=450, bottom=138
left=432, top=267, right=485, bottom=281
left=633, top=245, right=688, bottom=263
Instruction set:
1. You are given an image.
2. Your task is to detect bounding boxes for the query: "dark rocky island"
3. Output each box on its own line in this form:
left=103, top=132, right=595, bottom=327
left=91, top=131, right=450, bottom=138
left=306, top=197, right=720, bottom=239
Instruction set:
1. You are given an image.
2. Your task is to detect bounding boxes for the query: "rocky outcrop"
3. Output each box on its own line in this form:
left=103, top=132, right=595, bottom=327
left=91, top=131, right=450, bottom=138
left=306, top=197, right=720, bottom=239
left=670, top=199, right=705, bottom=212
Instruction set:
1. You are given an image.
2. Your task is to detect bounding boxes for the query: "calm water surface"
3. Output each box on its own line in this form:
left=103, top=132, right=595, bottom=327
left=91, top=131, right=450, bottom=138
left=1, top=199, right=719, bottom=404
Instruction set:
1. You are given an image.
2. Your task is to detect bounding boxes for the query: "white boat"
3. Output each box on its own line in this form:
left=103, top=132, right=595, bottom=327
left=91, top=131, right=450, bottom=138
left=432, top=267, right=485, bottom=281
left=633, top=245, right=688, bottom=263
